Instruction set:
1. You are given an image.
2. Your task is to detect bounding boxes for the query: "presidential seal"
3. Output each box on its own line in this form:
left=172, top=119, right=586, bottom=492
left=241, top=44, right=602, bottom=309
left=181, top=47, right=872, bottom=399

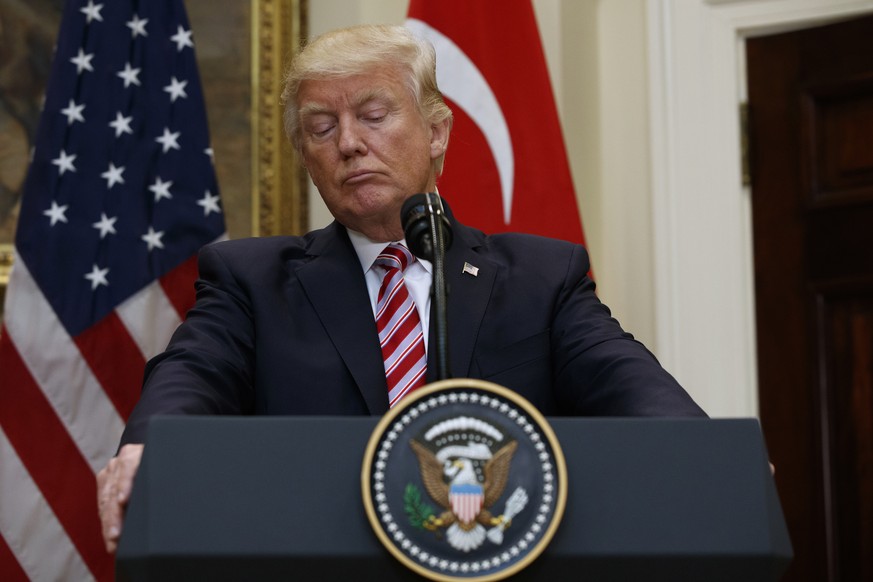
left=362, top=379, right=567, bottom=581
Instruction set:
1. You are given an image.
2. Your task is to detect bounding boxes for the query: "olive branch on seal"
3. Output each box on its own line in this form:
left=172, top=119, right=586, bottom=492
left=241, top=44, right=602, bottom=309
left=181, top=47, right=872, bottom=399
left=403, top=483, right=436, bottom=529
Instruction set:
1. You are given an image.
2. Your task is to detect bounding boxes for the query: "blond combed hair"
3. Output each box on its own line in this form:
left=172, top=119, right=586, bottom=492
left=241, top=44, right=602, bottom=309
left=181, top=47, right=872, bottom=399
left=282, top=24, right=453, bottom=171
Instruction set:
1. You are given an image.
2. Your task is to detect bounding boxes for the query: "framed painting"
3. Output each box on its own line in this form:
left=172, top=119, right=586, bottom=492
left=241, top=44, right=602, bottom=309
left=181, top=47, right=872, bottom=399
left=0, top=0, right=308, bottom=312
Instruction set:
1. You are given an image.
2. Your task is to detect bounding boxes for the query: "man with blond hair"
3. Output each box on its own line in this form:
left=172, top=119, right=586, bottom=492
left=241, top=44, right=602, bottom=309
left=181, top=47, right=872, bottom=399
left=98, top=24, right=704, bottom=553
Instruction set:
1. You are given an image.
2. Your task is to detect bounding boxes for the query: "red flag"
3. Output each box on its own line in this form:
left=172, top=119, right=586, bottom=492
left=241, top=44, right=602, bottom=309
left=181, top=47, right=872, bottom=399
left=407, top=0, right=585, bottom=245
left=0, top=1, right=225, bottom=579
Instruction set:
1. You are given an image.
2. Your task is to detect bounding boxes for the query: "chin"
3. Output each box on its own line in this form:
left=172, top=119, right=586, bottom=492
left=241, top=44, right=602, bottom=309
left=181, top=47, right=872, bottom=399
left=353, top=192, right=404, bottom=216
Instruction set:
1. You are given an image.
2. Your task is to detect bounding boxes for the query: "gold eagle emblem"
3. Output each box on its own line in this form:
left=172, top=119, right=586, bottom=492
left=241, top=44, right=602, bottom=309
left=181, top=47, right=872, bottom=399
left=408, top=421, right=528, bottom=552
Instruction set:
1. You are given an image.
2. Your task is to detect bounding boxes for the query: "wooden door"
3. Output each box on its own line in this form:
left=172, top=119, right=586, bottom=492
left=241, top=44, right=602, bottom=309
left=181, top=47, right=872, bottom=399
left=747, top=15, right=873, bottom=582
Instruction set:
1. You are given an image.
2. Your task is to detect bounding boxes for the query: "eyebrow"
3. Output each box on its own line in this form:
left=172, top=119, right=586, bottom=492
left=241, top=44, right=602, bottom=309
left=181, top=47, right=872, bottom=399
left=298, top=103, right=331, bottom=120
left=353, top=87, right=395, bottom=108
left=298, top=87, right=398, bottom=119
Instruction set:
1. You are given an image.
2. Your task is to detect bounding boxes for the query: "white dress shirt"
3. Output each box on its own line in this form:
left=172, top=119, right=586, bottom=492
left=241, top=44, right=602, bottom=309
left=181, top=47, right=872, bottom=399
left=347, top=228, right=433, bottom=352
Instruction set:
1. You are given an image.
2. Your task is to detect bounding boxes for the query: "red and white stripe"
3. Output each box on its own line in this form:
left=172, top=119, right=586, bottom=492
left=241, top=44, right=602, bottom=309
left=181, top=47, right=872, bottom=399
left=374, top=245, right=427, bottom=407
left=0, top=240, right=219, bottom=580
left=450, top=487, right=485, bottom=525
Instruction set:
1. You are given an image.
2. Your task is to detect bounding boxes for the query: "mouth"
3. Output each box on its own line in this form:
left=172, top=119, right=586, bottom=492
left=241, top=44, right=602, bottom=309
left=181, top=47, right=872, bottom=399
left=343, top=170, right=378, bottom=185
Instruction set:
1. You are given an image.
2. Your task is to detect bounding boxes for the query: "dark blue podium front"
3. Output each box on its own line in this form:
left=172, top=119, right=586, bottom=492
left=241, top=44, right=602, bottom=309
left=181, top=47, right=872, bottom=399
left=116, top=417, right=791, bottom=581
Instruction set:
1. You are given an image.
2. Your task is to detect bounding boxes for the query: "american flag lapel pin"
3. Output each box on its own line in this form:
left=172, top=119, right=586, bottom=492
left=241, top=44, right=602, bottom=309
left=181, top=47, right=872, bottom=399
left=462, top=262, right=479, bottom=277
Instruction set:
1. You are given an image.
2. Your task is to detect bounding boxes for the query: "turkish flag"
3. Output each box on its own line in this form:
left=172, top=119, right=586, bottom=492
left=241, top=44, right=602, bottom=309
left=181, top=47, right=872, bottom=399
left=407, top=0, right=585, bottom=245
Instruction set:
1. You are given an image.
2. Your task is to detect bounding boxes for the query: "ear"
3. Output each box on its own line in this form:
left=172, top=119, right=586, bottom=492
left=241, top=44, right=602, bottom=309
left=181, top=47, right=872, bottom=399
left=429, top=117, right=451, bottom=160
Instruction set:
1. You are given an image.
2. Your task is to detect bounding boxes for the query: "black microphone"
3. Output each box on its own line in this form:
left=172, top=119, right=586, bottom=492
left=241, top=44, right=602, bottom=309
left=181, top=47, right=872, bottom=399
left=401, top=193, right=453, bottom=261
left=401, top=192, right=453, bottom=380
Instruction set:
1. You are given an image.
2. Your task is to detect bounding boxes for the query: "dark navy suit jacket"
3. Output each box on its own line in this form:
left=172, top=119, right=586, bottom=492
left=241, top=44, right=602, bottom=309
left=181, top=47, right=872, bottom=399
left=121, top=218, right=705, bottom=444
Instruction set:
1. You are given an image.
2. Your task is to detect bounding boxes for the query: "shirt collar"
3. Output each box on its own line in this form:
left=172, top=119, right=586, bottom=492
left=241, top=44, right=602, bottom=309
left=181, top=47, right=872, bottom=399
left=346, top=228, right=432, bottom=274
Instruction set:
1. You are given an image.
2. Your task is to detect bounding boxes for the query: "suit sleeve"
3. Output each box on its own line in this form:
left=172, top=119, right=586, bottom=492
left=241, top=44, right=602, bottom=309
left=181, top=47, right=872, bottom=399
left=120, top=243, right=257, bottom=444
left=551, top=245, right=707, bottom=417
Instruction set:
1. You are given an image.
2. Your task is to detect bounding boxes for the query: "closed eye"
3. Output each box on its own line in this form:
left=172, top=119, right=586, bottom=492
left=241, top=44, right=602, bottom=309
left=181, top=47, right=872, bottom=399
left=302, top=113, right=336, bottom=139
left=311, top=125, right=334, bottom=138
left=361, top=107, right=389, bottom=124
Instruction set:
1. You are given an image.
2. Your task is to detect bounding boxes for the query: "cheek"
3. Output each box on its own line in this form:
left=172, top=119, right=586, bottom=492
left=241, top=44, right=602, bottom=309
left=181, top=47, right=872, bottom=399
left=302, top=150, right=330, bottom=183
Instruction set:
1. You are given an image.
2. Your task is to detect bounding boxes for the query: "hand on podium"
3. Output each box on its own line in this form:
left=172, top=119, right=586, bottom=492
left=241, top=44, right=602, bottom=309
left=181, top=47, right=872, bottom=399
left=97, top=443, right=144, bottom=553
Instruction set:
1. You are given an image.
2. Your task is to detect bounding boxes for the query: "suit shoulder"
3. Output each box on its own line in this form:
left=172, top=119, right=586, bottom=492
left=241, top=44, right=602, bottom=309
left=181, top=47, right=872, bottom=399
left=202, top=225, right=335, bottom=261
left=488, top=231, right=579, bottom=252
left=469, top=228, right=587, bottom=265
left=197, top=228, right=338, bottom=282
left=455, top=225, right=591, bottom=284
left=204, top=234, right=308, bottom=257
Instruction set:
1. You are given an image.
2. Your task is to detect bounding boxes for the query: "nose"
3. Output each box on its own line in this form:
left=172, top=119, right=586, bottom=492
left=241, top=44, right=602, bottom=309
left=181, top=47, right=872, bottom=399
left=337, top=119, right=368, bottom=157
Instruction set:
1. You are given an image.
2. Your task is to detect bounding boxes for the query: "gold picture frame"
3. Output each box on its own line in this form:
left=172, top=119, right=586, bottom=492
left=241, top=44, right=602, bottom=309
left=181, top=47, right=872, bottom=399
left=0, top=248, right=9, bottom=293
left=252, top=0, right=309, bottom=238
left=0, top=0, right=308, bottom=311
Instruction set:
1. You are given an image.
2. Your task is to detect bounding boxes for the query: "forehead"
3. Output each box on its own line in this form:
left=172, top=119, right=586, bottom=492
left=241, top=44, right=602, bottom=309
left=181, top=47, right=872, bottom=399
left=298, top=67, right=412, bottom=112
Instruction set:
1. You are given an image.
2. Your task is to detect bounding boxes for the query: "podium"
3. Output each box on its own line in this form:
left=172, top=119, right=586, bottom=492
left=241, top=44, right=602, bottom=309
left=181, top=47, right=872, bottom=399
left=116, top=417, right=791, bottom=581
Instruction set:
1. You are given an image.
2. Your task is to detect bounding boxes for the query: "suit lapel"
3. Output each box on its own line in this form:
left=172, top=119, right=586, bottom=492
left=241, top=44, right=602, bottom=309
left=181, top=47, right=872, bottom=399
left=294, top=216, right=495, bottom=404
left=430, top=224, right=495, bottom=381
left=295, top=223, right=389, bottom=415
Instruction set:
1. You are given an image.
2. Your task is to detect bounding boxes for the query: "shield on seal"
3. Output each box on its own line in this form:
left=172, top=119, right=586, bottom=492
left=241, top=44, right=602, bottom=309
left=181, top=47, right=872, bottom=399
left=449, top=482, right=484, bottom=525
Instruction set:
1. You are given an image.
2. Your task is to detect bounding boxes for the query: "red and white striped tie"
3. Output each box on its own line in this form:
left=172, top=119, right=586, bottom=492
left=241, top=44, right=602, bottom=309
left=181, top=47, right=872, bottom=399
left=374, top=243, right=427, bottom=407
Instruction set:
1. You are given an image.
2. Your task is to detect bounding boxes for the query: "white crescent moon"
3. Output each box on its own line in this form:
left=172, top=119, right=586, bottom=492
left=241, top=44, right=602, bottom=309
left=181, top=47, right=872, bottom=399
left=406, top=18, right=514, bottom=224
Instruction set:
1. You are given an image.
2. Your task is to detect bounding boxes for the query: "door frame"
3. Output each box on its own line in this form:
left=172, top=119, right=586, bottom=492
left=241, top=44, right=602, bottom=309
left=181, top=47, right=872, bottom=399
left=645, top=0, right=873, bottom=418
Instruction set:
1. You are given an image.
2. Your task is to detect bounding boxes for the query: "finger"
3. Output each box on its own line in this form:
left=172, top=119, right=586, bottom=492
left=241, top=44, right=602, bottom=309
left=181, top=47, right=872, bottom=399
left=97, top=444, right=144, bottom=553
left=114, top=444, right=144, bottom=504
left=97, top=462, right=123, bottom=553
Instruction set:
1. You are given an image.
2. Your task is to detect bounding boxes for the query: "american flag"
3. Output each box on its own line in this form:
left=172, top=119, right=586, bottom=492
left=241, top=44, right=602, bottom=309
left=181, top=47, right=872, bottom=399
left=0, top=1, right=225, bottom=579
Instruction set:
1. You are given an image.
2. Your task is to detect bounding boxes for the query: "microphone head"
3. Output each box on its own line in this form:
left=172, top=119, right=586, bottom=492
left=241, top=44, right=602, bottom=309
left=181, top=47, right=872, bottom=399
left=401, top=194, right=453, bottom=260
left=401, top=194, right=431, bottom=259
left=401, top=193, right=429, bottom=230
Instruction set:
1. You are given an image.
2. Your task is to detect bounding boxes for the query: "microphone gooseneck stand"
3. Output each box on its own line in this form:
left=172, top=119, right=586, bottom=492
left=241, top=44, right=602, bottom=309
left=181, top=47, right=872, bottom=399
left=424, top=192, right=451, bottom=381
